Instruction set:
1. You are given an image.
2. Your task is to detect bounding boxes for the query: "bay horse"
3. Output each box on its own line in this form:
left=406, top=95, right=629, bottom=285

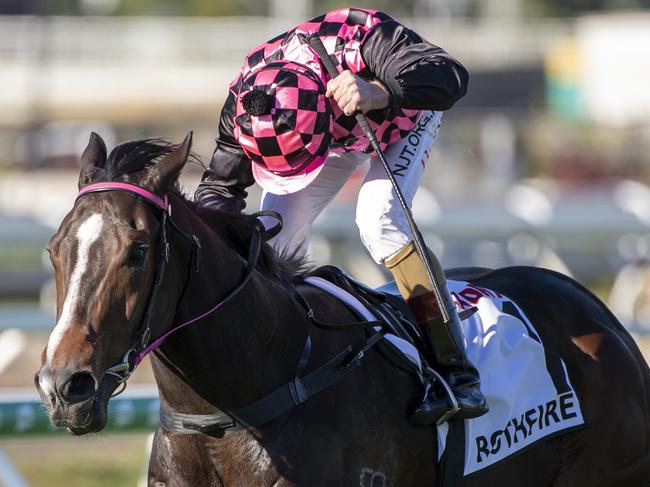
left=36, top=133, right=650, bottom=486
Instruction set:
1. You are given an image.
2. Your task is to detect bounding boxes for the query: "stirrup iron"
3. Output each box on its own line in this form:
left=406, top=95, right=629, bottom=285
left=422, top=367, right=460, bottom=425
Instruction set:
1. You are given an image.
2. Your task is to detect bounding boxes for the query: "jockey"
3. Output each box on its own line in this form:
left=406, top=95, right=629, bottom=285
left=195, top=7, right=488, bottom=423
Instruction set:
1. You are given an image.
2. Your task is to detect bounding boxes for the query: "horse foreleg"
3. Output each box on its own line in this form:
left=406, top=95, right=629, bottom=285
left=147, top=427, right=182, bottom=487
left=147, top=427, right=225, bottom=487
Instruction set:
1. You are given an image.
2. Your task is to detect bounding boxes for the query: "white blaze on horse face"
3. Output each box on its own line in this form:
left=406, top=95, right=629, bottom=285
left=46, top=213, right=104, bottom=365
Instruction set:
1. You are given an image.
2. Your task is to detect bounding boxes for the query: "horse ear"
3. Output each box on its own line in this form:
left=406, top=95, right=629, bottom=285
left=78, top=132, right=107, bottom=189
left=150, top=132, right=193, bottom=193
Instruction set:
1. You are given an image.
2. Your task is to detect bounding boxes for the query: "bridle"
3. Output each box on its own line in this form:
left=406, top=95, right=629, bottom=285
left=75, top=182, right=276, bottom=396
left=73, top=181, right=391, bottom=435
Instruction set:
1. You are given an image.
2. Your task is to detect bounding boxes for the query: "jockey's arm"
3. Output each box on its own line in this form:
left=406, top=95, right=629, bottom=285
left=360, top=20, right=469, bottom=111
left=195, top=90, right=254, bottom=213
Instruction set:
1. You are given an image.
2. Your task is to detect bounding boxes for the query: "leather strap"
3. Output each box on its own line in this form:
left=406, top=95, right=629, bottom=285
left=133, top=222, right=263, bottom=365
left=278, top=274, right=384, bottom=331
left=160, top=342, right=385, bottom=436
left=77, top=182, right=169, bottom=211
left=251, top=210, right=283, bottom=241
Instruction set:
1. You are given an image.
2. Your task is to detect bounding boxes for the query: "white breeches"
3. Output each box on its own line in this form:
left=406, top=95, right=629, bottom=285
left=260, top=110, right=442, bottom=264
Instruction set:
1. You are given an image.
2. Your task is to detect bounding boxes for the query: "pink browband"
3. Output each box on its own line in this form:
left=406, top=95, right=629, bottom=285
left=77, top=182, right=169, bottom=211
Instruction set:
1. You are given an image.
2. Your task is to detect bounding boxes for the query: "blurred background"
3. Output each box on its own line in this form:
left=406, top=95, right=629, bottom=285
left=1, top=0, right=650, bottom=485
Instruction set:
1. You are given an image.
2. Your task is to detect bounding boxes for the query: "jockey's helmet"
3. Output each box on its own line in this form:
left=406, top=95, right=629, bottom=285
left=233, top=61, right=332, bottom=194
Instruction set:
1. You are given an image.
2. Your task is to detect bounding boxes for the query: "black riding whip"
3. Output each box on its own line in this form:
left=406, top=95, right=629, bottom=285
left=306, top=34, right=453, bottom=326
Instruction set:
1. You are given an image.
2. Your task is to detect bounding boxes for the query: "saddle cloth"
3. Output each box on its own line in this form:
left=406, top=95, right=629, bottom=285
left=305, top=272, right=585, bottom=481
left=437, top=279, right=585, bottom=482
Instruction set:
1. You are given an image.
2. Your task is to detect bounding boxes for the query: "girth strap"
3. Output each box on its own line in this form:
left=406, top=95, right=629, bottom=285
left=160, top=338, right=384, bottom=436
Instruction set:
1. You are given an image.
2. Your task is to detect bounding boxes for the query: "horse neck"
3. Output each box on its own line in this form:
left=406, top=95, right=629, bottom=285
left=151, top=196, right=309, bottom=414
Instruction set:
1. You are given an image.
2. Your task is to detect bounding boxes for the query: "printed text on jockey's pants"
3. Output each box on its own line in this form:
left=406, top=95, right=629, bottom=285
left=260, top=111, right=443, bottom=263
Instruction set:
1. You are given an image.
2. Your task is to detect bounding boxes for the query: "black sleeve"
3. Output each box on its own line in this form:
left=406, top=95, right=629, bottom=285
left=360, top=20, right=469, bottom=111
left=197, top=90, right=255, bottom=212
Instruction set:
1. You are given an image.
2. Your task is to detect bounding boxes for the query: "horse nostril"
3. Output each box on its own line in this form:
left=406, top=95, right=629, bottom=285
left=59, top=372, right=96, bottom=403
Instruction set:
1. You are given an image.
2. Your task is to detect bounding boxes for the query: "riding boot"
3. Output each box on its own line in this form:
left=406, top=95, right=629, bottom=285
left=385, top=242, right=488, bottom=425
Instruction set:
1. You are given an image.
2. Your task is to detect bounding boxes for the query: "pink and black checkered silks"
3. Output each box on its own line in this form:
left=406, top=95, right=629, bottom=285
left=230, top=8, right=422, bottom=185
left=234, top=62, right=332, bottom=176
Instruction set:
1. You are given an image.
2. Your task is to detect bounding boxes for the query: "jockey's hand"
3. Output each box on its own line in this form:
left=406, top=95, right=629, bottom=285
left=325, top=70, right=389, bottom=116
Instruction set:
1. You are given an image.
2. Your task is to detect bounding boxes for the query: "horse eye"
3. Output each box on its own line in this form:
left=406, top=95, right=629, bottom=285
left=127, top=245, right=148, bottom=266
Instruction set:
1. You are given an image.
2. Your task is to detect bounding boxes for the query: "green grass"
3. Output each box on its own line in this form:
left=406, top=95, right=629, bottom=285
left=2, top=433, right=150, bottom=487
left=0, top=243, right=47, bottom=271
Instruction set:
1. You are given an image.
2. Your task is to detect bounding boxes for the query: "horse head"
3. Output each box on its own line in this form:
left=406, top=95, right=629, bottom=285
left=35, top=132, right=192, bottom=434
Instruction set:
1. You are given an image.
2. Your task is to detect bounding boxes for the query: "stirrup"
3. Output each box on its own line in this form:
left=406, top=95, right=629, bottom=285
left=428, top=367, right=460, bottom=424
left=410, top=367, right=460, bottom=426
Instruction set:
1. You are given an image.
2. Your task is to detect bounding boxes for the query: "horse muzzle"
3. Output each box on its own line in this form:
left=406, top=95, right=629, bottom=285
left=35, top=366, right=112, bottom=435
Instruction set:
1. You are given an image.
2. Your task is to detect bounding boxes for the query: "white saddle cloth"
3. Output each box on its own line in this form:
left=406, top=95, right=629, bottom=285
left=438, top=280, right=585, bottom=480
left=305, top=276, right=585, bottom=480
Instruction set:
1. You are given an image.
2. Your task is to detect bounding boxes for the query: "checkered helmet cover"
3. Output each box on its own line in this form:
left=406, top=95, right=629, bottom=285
left=233, top=61, right=332, bottom=176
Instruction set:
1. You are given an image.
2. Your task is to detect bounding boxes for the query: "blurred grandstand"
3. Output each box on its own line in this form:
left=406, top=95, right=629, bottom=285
left=0, top=1, right=649, bottom=485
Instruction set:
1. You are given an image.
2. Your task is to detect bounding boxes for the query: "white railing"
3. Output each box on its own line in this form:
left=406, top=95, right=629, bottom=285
left=0, top=16, right=571, bottom=125
left=0, top=16, right=570, bottom=67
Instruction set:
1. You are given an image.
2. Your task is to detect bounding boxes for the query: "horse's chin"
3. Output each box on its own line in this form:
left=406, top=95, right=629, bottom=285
left=64, top=400, right=108, bottom=435
left=48, top=380, right=115, bottom=435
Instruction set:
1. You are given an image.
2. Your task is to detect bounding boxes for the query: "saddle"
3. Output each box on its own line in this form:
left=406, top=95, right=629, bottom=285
left=308, top=265, right=429, bottom=376
left=312, top=266, right=414, bottom=318
left=307, top=266, right=479, bottom=378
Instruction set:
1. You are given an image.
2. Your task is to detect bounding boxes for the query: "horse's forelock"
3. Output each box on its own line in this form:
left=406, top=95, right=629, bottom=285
left=103, top=139, right=177, bottom=183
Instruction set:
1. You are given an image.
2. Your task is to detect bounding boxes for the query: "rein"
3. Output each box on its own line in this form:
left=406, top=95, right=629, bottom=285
left=75, top=182, right=276, bottom=395
left=75, top=181, right=387, bottom=433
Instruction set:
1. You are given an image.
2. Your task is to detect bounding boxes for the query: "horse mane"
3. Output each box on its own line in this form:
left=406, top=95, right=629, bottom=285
left=103, top=138, right=312, bottom=280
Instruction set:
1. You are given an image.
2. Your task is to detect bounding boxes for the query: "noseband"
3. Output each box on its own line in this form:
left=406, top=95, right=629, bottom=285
left=75, top=182, right=277, bottom=396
